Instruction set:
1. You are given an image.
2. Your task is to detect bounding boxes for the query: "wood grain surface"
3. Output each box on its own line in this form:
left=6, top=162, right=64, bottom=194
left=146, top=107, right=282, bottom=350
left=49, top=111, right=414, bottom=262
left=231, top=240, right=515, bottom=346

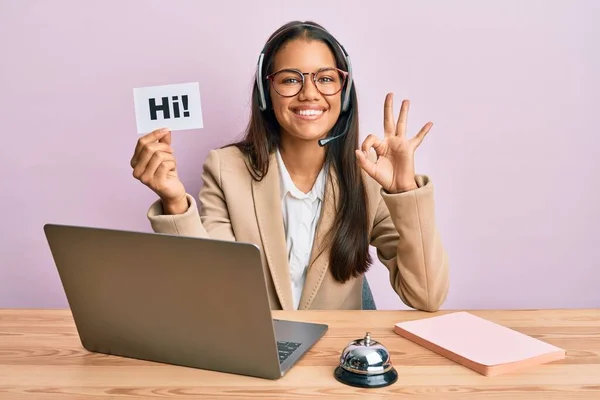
left=1, top=309, right=599, bottom=399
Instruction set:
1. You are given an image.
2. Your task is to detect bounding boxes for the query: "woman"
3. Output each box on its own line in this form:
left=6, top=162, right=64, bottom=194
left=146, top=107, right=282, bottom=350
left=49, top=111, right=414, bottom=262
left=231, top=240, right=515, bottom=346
left=130, top=21, right=449, bottom=311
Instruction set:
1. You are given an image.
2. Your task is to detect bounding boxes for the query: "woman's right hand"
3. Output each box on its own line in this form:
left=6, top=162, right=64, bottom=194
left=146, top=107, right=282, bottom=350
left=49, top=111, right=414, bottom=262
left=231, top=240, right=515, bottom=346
left=130, top=128, right=188, bottom=214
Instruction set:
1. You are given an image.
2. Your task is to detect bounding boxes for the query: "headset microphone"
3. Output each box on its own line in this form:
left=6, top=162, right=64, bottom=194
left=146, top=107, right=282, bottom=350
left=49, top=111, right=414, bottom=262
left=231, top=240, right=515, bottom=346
left=318, top=132, right=347, bottom=147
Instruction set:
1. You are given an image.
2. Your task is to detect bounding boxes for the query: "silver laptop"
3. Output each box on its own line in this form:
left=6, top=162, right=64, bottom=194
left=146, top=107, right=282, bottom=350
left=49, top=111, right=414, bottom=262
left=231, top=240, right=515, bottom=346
left=43, top=223, right=328, bottom=379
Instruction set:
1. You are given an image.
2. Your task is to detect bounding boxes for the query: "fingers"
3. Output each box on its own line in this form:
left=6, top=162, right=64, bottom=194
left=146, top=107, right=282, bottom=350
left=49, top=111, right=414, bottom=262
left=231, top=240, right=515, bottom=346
left=361, top=134, right=383, bottom=157
left=140, top=152, right=176, bottom=186
left=155, top=160, right=176, bottom=181
left=131, top=128, right=170, bottom=168
left=159, top=130, right=172, bottom=146
left=396, top=99, right=409, bottom=137
left=412, top=122, right=433, bottom=146
left=383, top=93, right=395, bottom=136
left=132, top=142, right=174, bottom=179
left=355, top=150, right=377, bottom=178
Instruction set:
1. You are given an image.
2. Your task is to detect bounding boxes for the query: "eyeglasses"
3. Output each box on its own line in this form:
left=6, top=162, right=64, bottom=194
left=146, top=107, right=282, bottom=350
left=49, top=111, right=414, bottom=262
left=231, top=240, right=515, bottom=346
left=266, top=67, right=349, bottom=98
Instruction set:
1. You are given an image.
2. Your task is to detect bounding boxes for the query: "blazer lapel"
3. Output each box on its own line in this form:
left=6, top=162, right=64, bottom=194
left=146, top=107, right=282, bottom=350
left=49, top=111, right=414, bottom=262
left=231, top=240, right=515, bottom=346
left=298, top=166, right=339, bottom=310
left=252, top=153, right=294, bottom=310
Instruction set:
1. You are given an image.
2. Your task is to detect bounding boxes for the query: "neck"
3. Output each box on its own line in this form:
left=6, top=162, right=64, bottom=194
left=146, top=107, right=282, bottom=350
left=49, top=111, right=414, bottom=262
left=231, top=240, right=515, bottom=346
left=279, top=135, right=326, bottom=193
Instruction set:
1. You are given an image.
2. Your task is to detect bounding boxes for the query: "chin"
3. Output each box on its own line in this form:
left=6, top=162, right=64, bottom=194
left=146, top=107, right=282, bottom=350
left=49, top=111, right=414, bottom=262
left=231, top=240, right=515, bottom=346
left=285, top=120, right=335, bottom=142
left=287, top=126, right=329, bottom=142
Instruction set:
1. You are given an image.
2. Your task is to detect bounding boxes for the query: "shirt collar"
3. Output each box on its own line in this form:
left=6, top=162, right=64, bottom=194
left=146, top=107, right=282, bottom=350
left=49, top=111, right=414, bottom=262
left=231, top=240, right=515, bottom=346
left=276, top=148, right=326, bottom=202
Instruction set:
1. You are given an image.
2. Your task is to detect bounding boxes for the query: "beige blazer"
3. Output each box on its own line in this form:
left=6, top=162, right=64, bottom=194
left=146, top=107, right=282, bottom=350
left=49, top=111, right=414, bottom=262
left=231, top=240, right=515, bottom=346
left=147, top=146, right=449, bottom=311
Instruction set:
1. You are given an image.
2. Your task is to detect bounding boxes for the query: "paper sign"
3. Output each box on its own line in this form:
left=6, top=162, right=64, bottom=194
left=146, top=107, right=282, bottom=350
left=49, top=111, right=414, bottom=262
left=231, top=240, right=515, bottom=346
left=133, top=82, right=203, bottom=134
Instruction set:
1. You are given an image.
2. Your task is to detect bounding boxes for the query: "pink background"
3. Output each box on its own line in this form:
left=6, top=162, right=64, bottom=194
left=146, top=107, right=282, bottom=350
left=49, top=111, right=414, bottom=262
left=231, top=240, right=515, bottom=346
left=1, top=0, right=598, bottom=309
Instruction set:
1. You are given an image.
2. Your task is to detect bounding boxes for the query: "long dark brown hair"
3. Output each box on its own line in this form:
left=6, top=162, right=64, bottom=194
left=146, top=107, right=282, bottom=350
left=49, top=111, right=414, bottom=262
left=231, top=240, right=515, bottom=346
left=231, top=21, right=372, bottom=283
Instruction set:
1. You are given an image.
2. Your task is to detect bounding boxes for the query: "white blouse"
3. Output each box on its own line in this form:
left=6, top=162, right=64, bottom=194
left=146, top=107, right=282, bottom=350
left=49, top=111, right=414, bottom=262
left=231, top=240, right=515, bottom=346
left=276, top=149, right=326, bottom=309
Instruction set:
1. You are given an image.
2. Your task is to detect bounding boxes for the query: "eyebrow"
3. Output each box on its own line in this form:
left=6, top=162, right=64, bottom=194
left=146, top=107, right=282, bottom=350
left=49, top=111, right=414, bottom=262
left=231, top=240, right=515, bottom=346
left=274, top=66, right=338, bottom=72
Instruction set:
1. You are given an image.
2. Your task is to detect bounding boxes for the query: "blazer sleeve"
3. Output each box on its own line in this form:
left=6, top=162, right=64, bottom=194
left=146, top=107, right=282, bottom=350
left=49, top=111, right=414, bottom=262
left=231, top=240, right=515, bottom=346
left=370, top=175, right=449, bottom=312
left=146, top=149, right=236, bottom=241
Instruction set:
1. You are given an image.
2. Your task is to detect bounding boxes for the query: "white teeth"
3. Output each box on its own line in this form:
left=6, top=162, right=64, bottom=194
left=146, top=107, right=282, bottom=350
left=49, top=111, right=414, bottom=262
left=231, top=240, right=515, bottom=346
left=294, top=109, right=324, bottom=116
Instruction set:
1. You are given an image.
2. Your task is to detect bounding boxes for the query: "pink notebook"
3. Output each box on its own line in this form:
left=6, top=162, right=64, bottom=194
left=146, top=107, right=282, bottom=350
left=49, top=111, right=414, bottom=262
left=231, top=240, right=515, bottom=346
left=394, top=312, right=566, bottom=376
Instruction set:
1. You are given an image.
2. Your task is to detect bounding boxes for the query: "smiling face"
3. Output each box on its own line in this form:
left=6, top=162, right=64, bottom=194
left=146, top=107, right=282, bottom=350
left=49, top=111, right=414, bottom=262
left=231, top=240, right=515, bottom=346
left=269, top=39, right=342, bottom=143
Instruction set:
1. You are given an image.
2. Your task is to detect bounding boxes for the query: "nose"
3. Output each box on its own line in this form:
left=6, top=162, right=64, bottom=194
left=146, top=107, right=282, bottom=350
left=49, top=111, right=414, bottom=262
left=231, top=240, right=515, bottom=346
left=298, top=73, right=321, bottom=101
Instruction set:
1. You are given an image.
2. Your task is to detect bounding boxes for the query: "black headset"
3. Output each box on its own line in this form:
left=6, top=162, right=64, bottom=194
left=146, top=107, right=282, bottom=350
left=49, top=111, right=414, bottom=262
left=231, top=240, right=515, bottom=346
left=255, top=23, right=354, bottom=114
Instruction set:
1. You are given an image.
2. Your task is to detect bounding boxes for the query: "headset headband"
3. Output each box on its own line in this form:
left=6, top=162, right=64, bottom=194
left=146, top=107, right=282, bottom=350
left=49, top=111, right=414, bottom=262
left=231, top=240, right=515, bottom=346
left=255, top=23, right=353, bottom=112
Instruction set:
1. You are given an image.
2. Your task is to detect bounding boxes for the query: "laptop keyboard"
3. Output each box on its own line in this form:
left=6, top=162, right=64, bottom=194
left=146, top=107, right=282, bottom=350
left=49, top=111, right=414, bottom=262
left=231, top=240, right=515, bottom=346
left=277, top=341, right=302, bottom=363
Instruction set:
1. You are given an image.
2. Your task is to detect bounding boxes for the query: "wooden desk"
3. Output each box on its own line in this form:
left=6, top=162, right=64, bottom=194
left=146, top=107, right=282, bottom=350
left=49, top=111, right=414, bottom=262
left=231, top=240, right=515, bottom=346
left=0, top=309, right=599, bottom=399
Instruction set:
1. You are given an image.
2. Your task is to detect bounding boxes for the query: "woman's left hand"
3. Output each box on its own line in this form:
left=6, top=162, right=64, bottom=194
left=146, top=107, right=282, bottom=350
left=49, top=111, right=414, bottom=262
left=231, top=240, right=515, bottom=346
left=356, top=93, right=432, bottom=194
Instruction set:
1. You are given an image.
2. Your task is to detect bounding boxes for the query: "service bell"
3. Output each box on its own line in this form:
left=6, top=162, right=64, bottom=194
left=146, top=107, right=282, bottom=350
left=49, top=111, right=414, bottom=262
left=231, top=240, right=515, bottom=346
left=334, top=332, right=398, bottom=388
